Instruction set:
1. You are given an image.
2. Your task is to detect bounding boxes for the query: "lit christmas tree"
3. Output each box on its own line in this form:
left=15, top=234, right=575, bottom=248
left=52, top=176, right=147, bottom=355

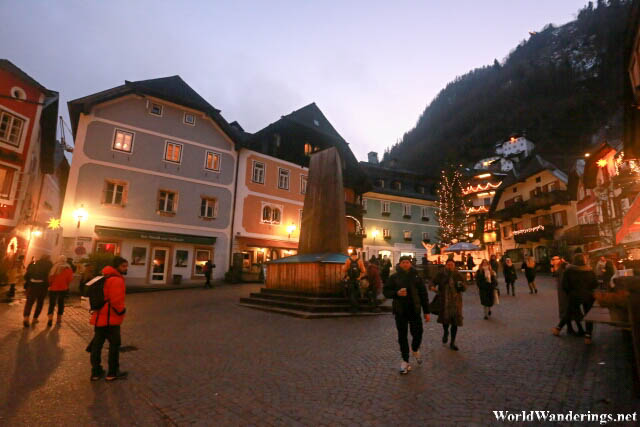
left=437, top=164, right=469, bottom=244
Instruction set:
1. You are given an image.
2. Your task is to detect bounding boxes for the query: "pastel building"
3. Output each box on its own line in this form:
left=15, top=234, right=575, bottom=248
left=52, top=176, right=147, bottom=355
left=62, top=76, right=240, bottom=284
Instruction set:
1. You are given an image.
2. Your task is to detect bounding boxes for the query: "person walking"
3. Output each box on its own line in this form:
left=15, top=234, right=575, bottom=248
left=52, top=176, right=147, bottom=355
left=7, top=255, right=25, bottom=298
left=365, top=257, right=382, bottom=312
left=383, top=255, right=430, bottom=374
left=432, top=259, right=466, bottom=351
left=551, top=255, right=578, bottom=335
left=90, top=256, right=129, bottom=381
left=47, top=255, right=74, bottom=327
left=203, top=259, right=215, bottom=288
left=466, top=253, right=476, bottom=280
left=23, top=254, right=53, bottom=327
left=552, top=254, right=598, bottom=344
left=521, top=256, right=538, bottom=294
left=381, top=255, right=391, bottom=284
left=476, top=259, right=497, bottom=319
left=489, top=254, right=500, bottom=277
left=503, top=257, right=517, bottom=296
left=342, top=251, right=366, bottom=313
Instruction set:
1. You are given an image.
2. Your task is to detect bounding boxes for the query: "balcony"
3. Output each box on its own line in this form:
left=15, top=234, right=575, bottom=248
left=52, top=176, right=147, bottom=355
left=513, top=224, right=559, bottom=244
left=562, top=224, right=600, bottom=245
left=348, top=231, right=365, bottom=248
left=491, top=190, right=571, bottom=221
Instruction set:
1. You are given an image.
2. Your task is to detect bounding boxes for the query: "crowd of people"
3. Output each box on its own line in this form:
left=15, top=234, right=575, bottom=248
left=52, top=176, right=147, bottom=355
left=342, top=249, right=616, bottom=375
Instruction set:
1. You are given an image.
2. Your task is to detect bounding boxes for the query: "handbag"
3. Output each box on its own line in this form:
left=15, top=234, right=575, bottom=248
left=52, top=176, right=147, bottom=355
left=429, top=293, right=441, bottom=315
left=493, top=288, right=500, bottom=305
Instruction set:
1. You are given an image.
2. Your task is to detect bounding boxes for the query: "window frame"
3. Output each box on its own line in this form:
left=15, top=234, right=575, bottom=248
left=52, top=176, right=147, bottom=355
left=300, top=175, right=308, bottom=194
left=403, top=230, right=412, bottom=240
left=0, top=162, right=18, bottom=201
left=278, top=167, right=290, bottom=190
left=0, top=108, right=26, bottom=149
left=204, top=151, right=221, bottom=172
left=102, top=179, right=127, bottom=207
left=382, top=228, right=391, bottom=238
left=157, top=189, right=178, bottom=214
left=112, top=128, right=135, bottom=154
left=200, top=197, right=218, bottom=219
left=164, top=141, right=183, bottom=164
left=183, top=112, right=196, bottom=126
left=381, top=201, right=391, bottom=214
left=422, top=231, right=430, bottom=241
left=251, top=161, right=265, bottom=184
left=149, top=102, right=163, bottom=117
left=403, top=204, right=411, bottom=217
left=260, top=202, right=283, bottom=225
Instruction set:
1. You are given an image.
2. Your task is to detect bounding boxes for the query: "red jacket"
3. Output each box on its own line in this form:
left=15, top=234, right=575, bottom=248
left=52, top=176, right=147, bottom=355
left=90, top=266, right=126, bottom=327
left=49, top=267, right=74, bottom=291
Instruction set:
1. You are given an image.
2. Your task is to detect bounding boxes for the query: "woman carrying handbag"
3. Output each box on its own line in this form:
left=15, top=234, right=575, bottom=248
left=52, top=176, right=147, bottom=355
left=476, top=259, right=497, bottom=319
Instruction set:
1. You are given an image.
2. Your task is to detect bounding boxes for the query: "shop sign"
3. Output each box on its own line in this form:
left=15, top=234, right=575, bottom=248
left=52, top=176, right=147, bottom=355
left=95, top=226, right=216, bottom=245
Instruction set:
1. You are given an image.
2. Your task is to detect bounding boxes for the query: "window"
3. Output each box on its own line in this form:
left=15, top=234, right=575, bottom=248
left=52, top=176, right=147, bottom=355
left=112, top=129, right=134, bottom=153
left=299, top=209, right=304, bottom=229
left=96, top=242, right=119, bottom=254
left=252, top=161, right=265, bottom=184
left=376, top=179, right=385, bottom=188
left=362, top=198, right=368, bottom=211
left=0, top=165, right=16, bottom=199
left=194, top=249, right=211, bottom=276
left=304, top=143, right=312, bottom=156
left=300, top=175, right=308, bottom=194
left=164, top=142, right=182, bottom=163
left=552, top=211, right=568, bottom=227
left=200, top=198, right=218, bottom=218
left=175, top=250, right=189, bottom=267
left=0, top=109, right=25, bottom=147
left=403, top=230, right=412, bottom=240
left=131, top=247, right=147, bottom=265
left=513, top=222, right=523, bottom=231
left=278, top=168, right=290, bottom=190
left=422, top=232, right=429, bottom=241
left=484, top=220, right=497, bottom=232
left=535, top=176, right=541, bottom=183
left=158, top=190, right=177, bottom=213
left=417, top=185, right=425, bottom=194
left=421, top=206, right=429, bottom=219
left=382, top=201, right=391, bottom=214
left=150, top=103, right=163, bottom=116
left=184, top=112, right=196, bottom=125
left=503, top=225, right=512, bottom=238
left=513, top=187, right=517, bottom=193
left=205, top=151, right=221, bottom=172
left=261, top=204, right=281, bottom=224
left=393, top=181, right=402, bottom=191
left=383, top=228, right=390, bottom=238
left=403, top=204, right=411, bottom=217
left=103, top=181, right=126, bottom=206
left=11, top=87, right=26, bottom=100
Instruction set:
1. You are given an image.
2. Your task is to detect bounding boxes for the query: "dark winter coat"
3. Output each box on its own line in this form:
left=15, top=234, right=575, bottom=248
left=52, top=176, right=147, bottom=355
left=466, top=256, right=475, bottom=270
left=383, top=266, right=429, bottom=318
left=433, top=269, right=466, bottom=326
left=562, top=264, right=598, bottom=305
left=24, top=258, right=53, bottom=287
left=503, top=264, right=517, bottom=283
left=553, top=261, right=569, bottom=319
left=521, top=263, right=536, bottom=283
left=602, top=261, right=615, bottom=284
left=490, top=259, right=500, bottom=274
left=476, top=269, right=497, bottom=307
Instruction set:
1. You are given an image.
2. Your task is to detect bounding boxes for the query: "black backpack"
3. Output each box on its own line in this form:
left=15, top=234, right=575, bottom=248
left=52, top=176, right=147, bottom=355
left=85, top=275, right=114, bottom=311
left=348, top=258, right=361, bottom=280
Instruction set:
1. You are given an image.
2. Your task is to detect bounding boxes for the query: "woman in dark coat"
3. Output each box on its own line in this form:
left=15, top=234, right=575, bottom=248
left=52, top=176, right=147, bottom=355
left=431, top=259, right=466, bottom=351
left=476, top=259, right=497, bottom=319
left=521, top=256, right=538, bottom=294
left=503, top=258, right=517, bottom=296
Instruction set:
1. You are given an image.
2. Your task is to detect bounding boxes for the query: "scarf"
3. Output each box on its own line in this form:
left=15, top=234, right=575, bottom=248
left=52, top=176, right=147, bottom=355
left=483, top=267, right=492, bottom=282
left=49, top=255, right=69, bottom=277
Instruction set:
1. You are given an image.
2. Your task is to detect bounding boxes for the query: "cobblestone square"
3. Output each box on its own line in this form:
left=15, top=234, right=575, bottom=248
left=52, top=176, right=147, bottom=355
left=0, top=275, right=638, bottom=426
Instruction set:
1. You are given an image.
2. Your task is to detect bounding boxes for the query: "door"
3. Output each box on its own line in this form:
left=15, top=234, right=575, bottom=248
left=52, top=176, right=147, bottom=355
left=151, top=247, right=169, bottom=284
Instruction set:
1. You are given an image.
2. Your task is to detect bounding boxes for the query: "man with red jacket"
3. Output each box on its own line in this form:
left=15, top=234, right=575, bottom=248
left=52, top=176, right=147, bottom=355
left=90, top=257, right=128, bottom=381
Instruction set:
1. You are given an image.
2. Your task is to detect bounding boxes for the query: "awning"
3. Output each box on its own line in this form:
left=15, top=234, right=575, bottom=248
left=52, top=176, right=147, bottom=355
left=236, top=236, right=298, bottom=250
left=616, top=194, right=640, bottom=244
left=94, top=226, right=216, bottom=245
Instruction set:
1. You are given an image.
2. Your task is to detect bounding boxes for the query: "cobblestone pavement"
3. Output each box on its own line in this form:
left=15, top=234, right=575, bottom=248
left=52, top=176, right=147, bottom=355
left=0, top=275, right=638, bottom=426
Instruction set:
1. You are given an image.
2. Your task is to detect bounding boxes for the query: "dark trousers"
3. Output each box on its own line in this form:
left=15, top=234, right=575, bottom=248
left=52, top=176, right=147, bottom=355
left=23, top=285, right=48, bottom=318
left=345, top=280, right=360, bottom=311
left=443, top=323, right=458, bottom=343
left=506, top=280, right=516, bottom=295
left=204, top=273, right=212, bottom=287
left=558, top=300, right=594, bottom=335
left=395, top=314, right=423, bottom=362
left=91, top=326, right=121, bottom=375
left=47, top=291, right=66, bottom=316
left=8, top=283, right=16, bottom=296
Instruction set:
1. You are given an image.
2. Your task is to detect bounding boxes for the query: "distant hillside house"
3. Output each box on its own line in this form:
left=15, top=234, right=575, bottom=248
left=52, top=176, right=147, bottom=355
left=359, top=153, right=439, bottom=264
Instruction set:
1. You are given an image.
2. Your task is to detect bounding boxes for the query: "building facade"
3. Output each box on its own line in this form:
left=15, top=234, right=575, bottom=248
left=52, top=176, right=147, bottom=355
left=359, top=155, right=439, bottom=263
left=62, top=76, right=240, bottom=284
left=462, top=170, right=504, bottom=256
left=0, top=59, right=66, bottom=264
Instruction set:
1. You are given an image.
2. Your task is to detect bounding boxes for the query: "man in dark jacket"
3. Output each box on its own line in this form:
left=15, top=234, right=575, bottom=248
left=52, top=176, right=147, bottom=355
left=23, top=254, right=53, bottom=327
left=383, top=256, right=430, bottom=374
left=466, top=254, right=475, bottom=280
left=552, top=254, right=598, bottom=344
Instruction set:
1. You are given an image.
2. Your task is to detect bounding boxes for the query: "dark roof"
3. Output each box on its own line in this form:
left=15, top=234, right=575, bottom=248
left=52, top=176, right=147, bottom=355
left=359, top=161, right=438, bottom=201
left=280, top=103, right=347, bottom=143
left=67, top=75, right=241, bottom=143
left=0, top=59, right=56, bottom=96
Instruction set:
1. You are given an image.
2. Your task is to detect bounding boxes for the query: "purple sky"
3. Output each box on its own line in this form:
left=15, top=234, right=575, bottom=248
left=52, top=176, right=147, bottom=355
left=1, top=0, right=588, bottom=160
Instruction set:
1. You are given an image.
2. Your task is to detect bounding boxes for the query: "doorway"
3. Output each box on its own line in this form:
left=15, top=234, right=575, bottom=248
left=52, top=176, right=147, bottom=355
left=151, top=247, right=169, bottom=284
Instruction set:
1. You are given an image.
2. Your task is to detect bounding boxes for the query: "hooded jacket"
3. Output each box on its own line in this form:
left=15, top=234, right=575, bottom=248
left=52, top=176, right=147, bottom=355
left=49, top=267, right=73, bottom=291
left=90, top=266, right=126, bottom=327
left=383, top=266, right=429, bottom=317
left=561, top=264, right=598, bottom=303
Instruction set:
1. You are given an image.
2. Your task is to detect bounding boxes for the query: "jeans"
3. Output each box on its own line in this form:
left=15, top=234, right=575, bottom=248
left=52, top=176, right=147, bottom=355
left=345, top=280, right=360, bottom=311
left=395, top=314, right=423, bottom=362
left=23, top=285, right=48, bottom=318
left=91, top=326, right=121, bottom=375
left=558, top=299, right=594, bottom=335
left=47, top=291, right=66, bottom=316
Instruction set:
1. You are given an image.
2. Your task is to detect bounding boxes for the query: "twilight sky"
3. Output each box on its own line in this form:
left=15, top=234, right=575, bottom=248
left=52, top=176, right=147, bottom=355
left=1, top=0, right=588, bottom=161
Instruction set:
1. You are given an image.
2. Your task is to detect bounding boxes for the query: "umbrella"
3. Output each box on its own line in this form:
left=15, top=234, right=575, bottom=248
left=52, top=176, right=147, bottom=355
left=443, top=242, right=481, bottom=252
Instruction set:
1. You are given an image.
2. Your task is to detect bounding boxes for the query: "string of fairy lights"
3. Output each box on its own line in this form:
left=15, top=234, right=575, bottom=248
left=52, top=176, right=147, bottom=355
left=437, top=165, right=469, bottom=244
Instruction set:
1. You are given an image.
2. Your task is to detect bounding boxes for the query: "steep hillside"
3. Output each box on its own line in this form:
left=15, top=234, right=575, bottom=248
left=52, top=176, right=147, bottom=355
left=385, top=0, right=630, bottom=172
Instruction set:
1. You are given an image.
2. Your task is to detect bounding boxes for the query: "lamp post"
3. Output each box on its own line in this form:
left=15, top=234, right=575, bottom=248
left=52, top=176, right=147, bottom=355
left=73, top=207, right=88, bottom=229
left=286, top=223, right=296, bottom=239
left=371, top=229, right=379, bottom=242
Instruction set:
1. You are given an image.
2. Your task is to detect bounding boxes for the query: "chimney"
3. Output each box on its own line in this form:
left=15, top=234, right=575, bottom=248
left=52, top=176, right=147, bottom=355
left=368, top=151, right=379, bottom=164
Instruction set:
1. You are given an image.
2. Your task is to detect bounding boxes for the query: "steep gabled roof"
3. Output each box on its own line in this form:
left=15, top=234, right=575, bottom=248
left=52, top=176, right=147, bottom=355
left=0, top=59, right=56, bottom=96
left=280, top=103, right=346, bottom=143
left=67, top=75, right=240, bottom=143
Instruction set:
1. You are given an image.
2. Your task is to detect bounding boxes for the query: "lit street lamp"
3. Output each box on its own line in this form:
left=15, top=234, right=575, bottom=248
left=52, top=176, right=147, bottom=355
left=286, top=223, right=297, bottom=238
left=73, top=207, right=88, bottom=229
left=371, top=229, right=379, bottom=241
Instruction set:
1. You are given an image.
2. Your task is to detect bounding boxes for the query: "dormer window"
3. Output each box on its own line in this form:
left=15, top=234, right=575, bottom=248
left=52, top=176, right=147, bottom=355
left=417, top=185, right=425, bottom=194
left=304, top=143, right=312, bottom=156
left=183, top=113, right=196, bottom=126
left=313, top=119, right=320, bottom=127
left=150, top=103, right=163, bottom=116
left=376, top=179, right=384, bottom=188
left=10, top=87, right=26, bottom=101
left=393, top=181, right=402, bottom=191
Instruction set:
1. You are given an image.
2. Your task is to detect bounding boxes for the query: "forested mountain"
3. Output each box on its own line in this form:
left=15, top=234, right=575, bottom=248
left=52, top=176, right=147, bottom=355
left=384, top=0, right=630, bottom=172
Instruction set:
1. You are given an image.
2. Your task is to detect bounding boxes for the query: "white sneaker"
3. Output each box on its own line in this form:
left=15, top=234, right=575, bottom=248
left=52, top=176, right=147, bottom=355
left=400, top=361, right=410, bottom=374
left=412, top=350, right=422, bottom=364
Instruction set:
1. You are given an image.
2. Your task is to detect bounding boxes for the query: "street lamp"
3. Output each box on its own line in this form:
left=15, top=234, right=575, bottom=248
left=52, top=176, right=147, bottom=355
left=73, top=207, right=88, bottom=229
left=286, top=223, right=297, bottom=238
left=371, top=229, right=379, bottom=241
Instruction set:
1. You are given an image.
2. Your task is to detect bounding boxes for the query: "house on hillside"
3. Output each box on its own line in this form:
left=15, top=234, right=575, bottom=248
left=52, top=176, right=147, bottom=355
left=62, top=76, right=241, bottom=284
left=0, top=59, right=67, bottom=263
left=474, top=135, right=536, bottom=173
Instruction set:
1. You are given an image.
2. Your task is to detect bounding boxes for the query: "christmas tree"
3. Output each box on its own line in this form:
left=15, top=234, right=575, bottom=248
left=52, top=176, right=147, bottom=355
left=437, top=164, right=469, bottom=244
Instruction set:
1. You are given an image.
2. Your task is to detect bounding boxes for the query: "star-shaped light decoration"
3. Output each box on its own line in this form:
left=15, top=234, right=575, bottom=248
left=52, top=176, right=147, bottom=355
left=596, top=159, right=607, bottom=168
left=47, top=217, right=61, bottom=230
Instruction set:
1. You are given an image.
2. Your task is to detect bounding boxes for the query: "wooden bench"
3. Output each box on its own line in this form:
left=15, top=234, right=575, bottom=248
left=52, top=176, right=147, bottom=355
left=583, top=303, right=631, bottom=331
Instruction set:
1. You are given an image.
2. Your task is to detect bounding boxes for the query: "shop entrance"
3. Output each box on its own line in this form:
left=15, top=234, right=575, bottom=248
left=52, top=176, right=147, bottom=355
left=151, top=247, right=169, bottom=284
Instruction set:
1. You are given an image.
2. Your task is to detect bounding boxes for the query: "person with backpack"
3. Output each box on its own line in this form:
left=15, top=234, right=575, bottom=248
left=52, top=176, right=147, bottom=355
left=89, top=256, right=129, bottom=382
left=47, top=255, right=74, bottom=327
left=342, top=251, right=366, bottom=313
left=23, top=254, right=53, bottom=327
left=203, top=259, right=215, bottom=288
